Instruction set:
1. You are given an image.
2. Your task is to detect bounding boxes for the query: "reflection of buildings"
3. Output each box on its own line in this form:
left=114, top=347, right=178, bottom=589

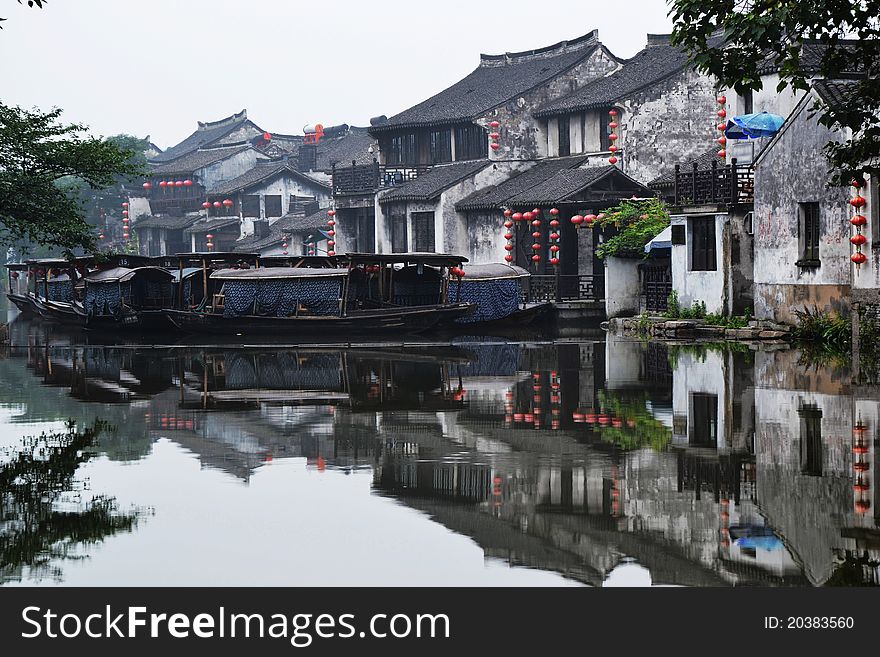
left=2, top=328, right=878, bottom=586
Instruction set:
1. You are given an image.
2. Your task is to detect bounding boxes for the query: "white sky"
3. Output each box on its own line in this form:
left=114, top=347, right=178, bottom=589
left=0, top=0, right=673, bottom=150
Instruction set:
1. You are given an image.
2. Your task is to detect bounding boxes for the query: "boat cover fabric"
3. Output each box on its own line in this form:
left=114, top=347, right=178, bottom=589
left=453, top=278, right=521, bottom=323
left=222, top=278, right=342, bottom=317
left=392, top=265, right=443, bottom=307
left=84, top=282, right=132, bottom=316
left=45, top=279, right=75, bottom=302
left=224, top=352, right=343, bottom=390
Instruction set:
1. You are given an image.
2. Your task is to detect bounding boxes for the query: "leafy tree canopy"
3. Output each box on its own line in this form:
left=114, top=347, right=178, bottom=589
left=0, top=103, right=145, bottom=254
left=593, top=198, right=670, bottom=260
left=669, top=0, right=880, bottom=183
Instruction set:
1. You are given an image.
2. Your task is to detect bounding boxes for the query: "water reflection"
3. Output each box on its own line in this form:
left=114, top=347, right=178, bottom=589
left=0, top=317, right=878, bottom=586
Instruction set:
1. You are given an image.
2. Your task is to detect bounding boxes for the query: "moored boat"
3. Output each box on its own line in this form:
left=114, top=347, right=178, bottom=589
left=82, top=266, right=176, bottom=331
left=4, top=263, right=34, bottom=315
left=451, top=263, right=553, bottom=327
left=164, top=265, right=474, bottom=336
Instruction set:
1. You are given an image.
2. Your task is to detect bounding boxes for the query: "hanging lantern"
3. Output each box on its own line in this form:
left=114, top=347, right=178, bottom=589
left=206, top=233, right=214, bottom=240
left=532, top=231, right=541, bottom=239
left=122, top=210, right=128, bottom=216
left=328, top=219, right=336, bottom=226
left=608, top=156, right=618, bottom=165
left=531, top=243, right=541, bottom=251
left=523, top=211, right=533, bottom=222
left=531, top=219, right=541, bottom=228
left=717, top=149, right=726, bottom=158
left=851, top=234, right=868, bottom=246
left=609, top=133, right=619, bottom=141
left=717, top=95, right=727, bottom=105
left=222, top=199, right=233, bottom=207
left=549, top=208, right=559, bottom=216
left=490, top=143, right=501, bottom=151
left=504, top=254, right=513, bottom=263
left=175, top=180, right=184, bottom=187
left=328, top=230, right=336, bottom=236
left=122, top=202, right=129, bottom=208
left=609, top=109, right=617, bottom=117
left=504, top=244, right=514, bottom=251
left=489, top=132, right=501, bottom=140
left=213, top=201, right=222, bottom=208
left=328, top=209, right=337, bottom=217
left=281, top=241, right=288, bottom=248
left=489, top=120, right=500, bottom=129
left=851, top=195, right=867, bottom=208
left=143, top=181, right=152, bottom=190
left=202, top=201, right=211, bottom=209
left=852, top=252, right=868, bottom=264
left=123, top=232, right=130, bottom=239
left=532, top=254, right=541, bottom=262
left=717, top=109, right=727, bottom=118
left=503, top=209, right=513, bottom=218
left=851, top=215, right=867, bottom=226
left=571, top=214, right=584, bottom=227
left=503, top=220, right=513, bottom=229
left=512, top=212, right=524, bottom=222
left=122, top=217, right=130, bottom=224
left=717, top=122, right=727, bottom=132
left=99, top=233, right=105, bottom=240
left=184, top=179, right=193, bottom=187
left=585, top=214, right=597, bottom=225
left=609, top=145, right=618, bottom=153
left=328, top=240, right=336, bottom=247
left=717, top=136, right=727, bottom=146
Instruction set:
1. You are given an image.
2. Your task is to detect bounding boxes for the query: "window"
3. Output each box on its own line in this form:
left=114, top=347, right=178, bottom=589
left=799, top=405, right=822, bottom=476
left=429, top=129, right=452, bottom=164
left=412, top=212, right=435, bottom=252
left=690, top=393, right=718, bottom=447
left=799, top=202, right=820, bottom=265
left=388, top=133, right=418, bottom=166
left=741, top=89, right=754, bottom=115
left=389, top=205, right=408, bottom=253
left=690, top=217, right=716, bottom=271
left=264, top=195, right=282, bottom=218
left=558, top=115, right=571, bottom=156
left=241, top=195, right=260, bottom=217
left=355, top=208, right=376, bottom=252
left=454, top=124, right=488, bottom=161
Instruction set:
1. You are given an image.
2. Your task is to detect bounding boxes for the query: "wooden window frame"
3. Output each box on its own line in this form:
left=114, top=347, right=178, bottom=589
left=690, top=217, right=717, bottom=271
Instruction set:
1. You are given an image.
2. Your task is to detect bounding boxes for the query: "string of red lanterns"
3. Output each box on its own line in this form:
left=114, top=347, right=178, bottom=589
left=502, top=209, right=514, bottom=263
left=608, top=109, right=619, bottom=165
left=716, top=94, right=728, bottom=158
left=851, top=179, right=868, bottom=266
left=550, top=370, right=561, bottom=431
left=549, top=207, right=561, bottom=267
left=528, top=208, right=542, bottom=267
left=327, top=209, right=337, bottom=256
left=488, top=120, right=501, bottom=152
left=852, top=417, right=871, bottom=514
left=281, top=233, right=289, bottom=256
left=121, top=199, right=130, bottom=241
left=206, top=233, right=215, bottom=251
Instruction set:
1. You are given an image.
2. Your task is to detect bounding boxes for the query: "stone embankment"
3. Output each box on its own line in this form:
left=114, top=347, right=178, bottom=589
left=608, top=316, right=791, bottom=342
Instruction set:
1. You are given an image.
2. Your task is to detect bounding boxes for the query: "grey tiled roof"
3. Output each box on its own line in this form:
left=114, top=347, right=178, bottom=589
left=150, top=110, right=259, bottom=163
left=133, top=214, right=202, bottom=231
left=505, top=165, right=616, bottom=205
left=317, top=127, right=377, bottom=170
left=207, top=161, right=331, bottom=196
left=370, top=32, right=606, bottom=133
left=233, top=209, right=330, bottom=253
left=379, top=160, right=492, bottom=204
left=455, top=155, right=591, bottom=210
left=812, top=78, right=860, bottom=113
left=534, top=43, right=688, bottom=117
left=184, top=215, right=242, bottom=235
left=756, top=40, right=864, bottom=75
left=149, top=145, right=252, bottom=175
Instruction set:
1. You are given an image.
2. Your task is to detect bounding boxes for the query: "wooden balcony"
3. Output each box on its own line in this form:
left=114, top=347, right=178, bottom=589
left=148, top=196, right=206, bottom=215
left=332, top=161, right=432, bottom=196
left=523, top=274, right=604, bottom=303
left=673, top=159, right=754, bottom=206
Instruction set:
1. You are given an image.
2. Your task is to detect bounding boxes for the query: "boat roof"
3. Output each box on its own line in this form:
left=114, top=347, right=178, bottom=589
left=24, top=256, right=94, bottom=267
left=3, top=263, right=28, bottom=271
left=173, top=252, right=260, bottom=261
left=212, top=266, right=349, bottom=281
left=259, top=255, right=344, bottom=268
left=461, top=263, right=531, bottom=280
left=86, top=266, right=176, bottom=283
left=346, top=252, right=468, bottom=266
left=171, top=267, right=204, bottom=282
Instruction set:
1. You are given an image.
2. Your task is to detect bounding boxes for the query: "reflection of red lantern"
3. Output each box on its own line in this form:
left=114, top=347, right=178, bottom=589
left=222, top=199, right=233, bottom=207
left=202, top=201, right=211, bottom=209
left=213, top=201, right=222, bottom=208
left=143, top=182, right=152, bottom=190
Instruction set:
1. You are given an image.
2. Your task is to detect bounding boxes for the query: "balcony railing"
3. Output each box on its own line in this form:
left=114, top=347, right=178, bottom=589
left=148, top=196, right=206, bottom=215
left=332, top=161, right=432, bottom=196
left=673, top=159, right=754, bottom=206
left=523, top=275, right=604, bottom=303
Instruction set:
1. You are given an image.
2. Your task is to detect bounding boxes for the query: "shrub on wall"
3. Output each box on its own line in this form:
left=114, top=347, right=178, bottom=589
left=593, top=198, right=670, bottom=260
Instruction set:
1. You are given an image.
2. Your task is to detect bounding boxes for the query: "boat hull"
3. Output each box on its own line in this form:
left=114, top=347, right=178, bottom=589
left=163, top=303, right=475, bottom=337
left=6, top=293, right=36, bottom=316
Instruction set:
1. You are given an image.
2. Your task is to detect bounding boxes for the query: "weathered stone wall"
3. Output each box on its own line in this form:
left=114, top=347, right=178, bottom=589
left=199, top=149, right=268, bottom=191
left=753, top=96, right=851, bottom=324
left=477, top=47, right=621, bottom=161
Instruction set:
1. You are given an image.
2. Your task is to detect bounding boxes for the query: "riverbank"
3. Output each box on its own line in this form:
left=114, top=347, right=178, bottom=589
left=608, top=316, right=791, bottom=342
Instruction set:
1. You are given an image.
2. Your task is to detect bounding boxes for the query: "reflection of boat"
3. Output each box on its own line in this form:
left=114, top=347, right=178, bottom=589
left=164, top=266, right=474, bottom=336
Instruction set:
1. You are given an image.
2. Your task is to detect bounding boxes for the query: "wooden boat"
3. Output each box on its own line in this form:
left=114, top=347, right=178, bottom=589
left=4, top=263, right=35, bottom=315
left=82, top=266, right=177, bottom=331
left=450, top=263, right=553, bottom=328
left=164, top=266, right=474, bottom=336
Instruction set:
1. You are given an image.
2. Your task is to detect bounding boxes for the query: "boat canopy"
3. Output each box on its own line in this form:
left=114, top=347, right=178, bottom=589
left=86, top=266, right=175, bottom=284
left=4, top=263, right=28, bottom=271
left=460, top=263, right=530, bottom=281
left=171, top=267, right=204, bottom=283
left=212, top=267, right=349, bottom=281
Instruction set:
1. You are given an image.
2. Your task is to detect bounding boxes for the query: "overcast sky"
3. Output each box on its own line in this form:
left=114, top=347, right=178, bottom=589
left=0, top=0, right=674, bottom=149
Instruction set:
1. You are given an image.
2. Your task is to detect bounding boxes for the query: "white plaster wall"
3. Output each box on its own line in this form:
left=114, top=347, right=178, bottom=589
left=605, top=256, right=641, bottom=318
left=670, top=213, right=727, bottom=315
left=198, top=149, right=268, bottom=191
left=671, top=350, right=728, bottom=450
left=604, top=335, right=645, bottom=389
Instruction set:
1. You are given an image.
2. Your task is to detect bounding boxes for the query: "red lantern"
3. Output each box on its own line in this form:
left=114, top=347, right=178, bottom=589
left=123, top=232, right=130, bottom=239
left=609, top=145, right=618, bottom=153
left=504, top=254, right=513, bottom=263
left=490, top=143, right=501, bottom=151
left=222, top=199, right=233, bottom=207
left=532, top=208, right=540, bottom=215
left=585, top=214, right=597, bottom=224
left=523, top=212, right=533, bottom=222
left=512, top=212, right=524, bottom=222
left=213, top=201, right=222, bottom=208
left=143, top=182, right=152, bottom=190
left=531, top=243, right=541, bottom=251
left=609, top=121, right=618, bottom=130
left=851, top=215, right=868, bottom=226
left=175, top=180, right=184, bottom=187
left=122, top=202, right=129, bottom=208
left=202, top=201, right=211, bottom=209
left=550, top=232, right=559, bottom=240
left=263, top=132, right=272, bottom=141
left=608, top=109, right=618, bottom=117
left=122, top=210, right=128, bottom=216
left=282, top=242, right=288, bottom=248
left=328, top=251, right=336, bottom=256
left=489, top=120, right=500, bottom=128
left=852, top=252, right=868, bottom=264
left=489, top=132, right=501, bottom=140
left=851, top=195, right=867, bottom=208
left=608, top=156, right=618, bottom=165
left=504, top=244, right=514, bottom=251
left=550, top=245, right=560, bottom=253
left=99, top=233, right=105, bottom=240
left=159, top=181, right=168, bottom=188
left=717, top=109, right=727, bottom=118
left=717, top=123, right=726, bottom=132
left=328, top=209, right=336, bottom=217
left=532, top=254, right=541, bottom=262
left=532, top=231, right=541, bottom=239
left=550, top=257, right=559, bottom=265
left=183, top=179, right=193, bottom=187
left=609, top=133, right=618, bottom=141
left=122, top=218, right=130, bottom=224
left=328, top=230, right=336, bottom=236
left=328, top=219, right=336, bottom=226
left=504, top=220, right=513, bottom=228
left=328, top=240, right=336, bottom=247
left=717, top=95, right=727, bottom=104
left=571, top=215, right=584, bottom=226
left=550, top=208, right=559, bottom=216
left=717, top=149, right=727, bottom=158
left=503, top=209, right=513, bottom=218
left=549, top=219, right=559, bottom=228
left=717, top=136, right=727, bottom=146
left=531, top=219, right=541, bottom=228
left=851, top=234, right=868, bottom=246
left=206, top=242, right=214, bottom=249
left=597, top=213, right=606, bottom=220
left=851, top=178, right=864, bottom=188
left=504, top=232, right=513, bottom=240
left=206, top=233, right=214, bottom=240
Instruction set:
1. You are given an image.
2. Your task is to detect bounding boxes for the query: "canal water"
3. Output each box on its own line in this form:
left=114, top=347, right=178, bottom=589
left=1, top=313, right=877, bottom=587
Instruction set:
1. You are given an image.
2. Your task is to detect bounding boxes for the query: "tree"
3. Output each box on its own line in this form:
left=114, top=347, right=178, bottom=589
left=669, top=0, right=880, bottom=183
left=0, top=0, right=45, bottom=30
left=0, top=103, right=144, bottom=253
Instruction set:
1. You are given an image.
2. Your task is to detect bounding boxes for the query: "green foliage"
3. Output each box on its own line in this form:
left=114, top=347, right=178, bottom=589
left=792, top=306, right=851, bottom=353
left=594, top=390, right=672, bottom=451
left=593, top=199, right=670, bottom=260
left=669, top=0, right=880, bottom=184
left=664, top=290, right=752, bottom=328
left=0, top=103, right=145, bottom=253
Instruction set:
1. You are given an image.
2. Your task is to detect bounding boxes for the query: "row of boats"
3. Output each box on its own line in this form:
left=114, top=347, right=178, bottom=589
left=5, top=251, right=551, bottom=336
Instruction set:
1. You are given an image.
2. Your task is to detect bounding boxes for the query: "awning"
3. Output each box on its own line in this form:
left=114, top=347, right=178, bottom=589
left=644, top=226, right=672, bottom=253
left=725, top=112, right=785, bottom=139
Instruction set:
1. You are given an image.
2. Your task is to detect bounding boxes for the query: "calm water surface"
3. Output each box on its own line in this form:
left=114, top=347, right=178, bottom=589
left=1, top=313, right=877, bottom=587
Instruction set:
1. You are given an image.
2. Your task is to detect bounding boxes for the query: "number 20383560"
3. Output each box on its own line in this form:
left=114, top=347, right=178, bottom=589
left=764, top=617, right=854, bottom=629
